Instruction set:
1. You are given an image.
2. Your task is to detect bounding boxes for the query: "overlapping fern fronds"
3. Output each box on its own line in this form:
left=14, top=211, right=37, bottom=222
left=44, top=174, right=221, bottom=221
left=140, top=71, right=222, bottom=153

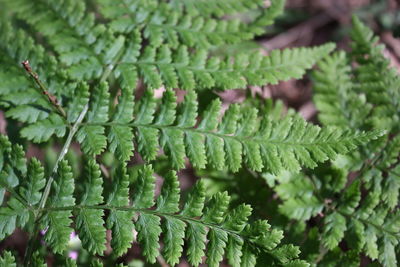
left=0, top=0, right=390, bottom=265
left=1, top=0, right=334, bottom=89
left=279, top=16, right=400, bottom=267
left=0, top=135, right=309, bottom=266
left=272, top=166, right=400, bottom=267
left=314, top=17, right=399, bottom=132
left=0, top=20, right=377, bottom=174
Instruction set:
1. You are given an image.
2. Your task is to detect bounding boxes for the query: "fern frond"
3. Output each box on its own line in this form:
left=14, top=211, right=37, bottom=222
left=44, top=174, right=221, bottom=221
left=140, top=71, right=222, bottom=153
left=97, top=0, right=284, bottom=49
left=21, top=114, right=67, bottom=143
left=32, top=252, right=47, bottom=267
left=16, top=86, right=380, bottom=173
left=350, top=16, right=384, bottom=63
left=4, top=0, right=121, bottom=80
left=314, top=17, right=400, bottom=133
left=110, top=164, right=308, bottom=266
left=119, top=43, right=335, bottom=90
left=79, top=89, right=380, bottom=174
left=1, top=2, right=397, bottom=266
left=311, top=22, right=399, bottom=266
left=322, top=213, right=347, bottom=250
left=273, top=168, right=400, bottom=267
left=313, top=52, right=372, bottom=128
left=0, top=20, right=74, bottom=129
left=0, top=137, right=308, bottom=266
left=350, top=16, right=400, bottom=131
left=0, top=136, right=32, bottom=239
left=0, top=197, right=28, bottom=240
left=275, top=172, right=324, bottom=221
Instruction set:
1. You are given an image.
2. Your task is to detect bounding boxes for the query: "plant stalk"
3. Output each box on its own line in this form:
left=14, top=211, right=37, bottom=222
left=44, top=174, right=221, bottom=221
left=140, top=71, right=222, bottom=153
left=21, top=60, right=67, bottom=119
left=37, top=104, right=89, bottom=211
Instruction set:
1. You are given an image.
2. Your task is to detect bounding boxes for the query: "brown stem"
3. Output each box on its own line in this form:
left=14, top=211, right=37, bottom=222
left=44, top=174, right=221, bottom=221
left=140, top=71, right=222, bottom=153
left=21, top=60, right=67, bottom=119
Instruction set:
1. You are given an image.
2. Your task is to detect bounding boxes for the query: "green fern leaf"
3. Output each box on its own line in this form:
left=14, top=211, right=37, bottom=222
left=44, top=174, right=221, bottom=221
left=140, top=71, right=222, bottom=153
left=313, top=52, right=371, bottom=128
left=180, top=181, right=207, bottom=265
left=206, top=228, right=228, bottom=267
left=0, top=139, right=34, bottom=239
left=77, top=82, right=110, bottom=155
left=17, top=87, right=380, bottom=173
left=20, top=158, right=45, bottom=206
left=133, top=165, right=161, bottom=263
left=135, top=90, right=159, bottom=162
left=0, top=251, right=16, bottom=267
left=157, top=171, right=186, bottom=265
left=97, top=0, right=284, bottom=49
left=108, top=85, right=135, bottom=161
left=31, top=251, right=46, bottom=267
left=364, top=226, right=379, bottom=260
left=127, top=44, right=335, bottom=90
left=75, top=159, right=106, bottom=255
left=203, top=192, right=230, bottom=266
left=275, top=172, right=324, bottom=220
left=67, top=82, right=90, bottom=123
left=21, top=114, right=66, bottom=143
left=322, top=213, right=347, bottom=250
left=106, top=165, right=135, bottom=256
left=156, top=171, right=180, bottom=213
left=44, top=160, right=75, bottom=253
left=273, top=244, right=303, bottom=264
left=379, top=235, right=398, bottom=267
left=6, top=105, right=50, bottom=124
left=4, top=0, right=109, bottom=80
left=0, top=198, right=28, bottom=239
left=240, top=244, right=257, bottom=267
left=0, top=137, right=308, bottom=266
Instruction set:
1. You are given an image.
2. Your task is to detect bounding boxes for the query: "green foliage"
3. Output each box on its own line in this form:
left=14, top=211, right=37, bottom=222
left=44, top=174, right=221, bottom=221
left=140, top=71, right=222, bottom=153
left=131, top=44, right=335, bottom=90
left=0, top=251, right=16, bottom=267
left=6, top=85, right=381, bottom=174
left=43, top=160, right=75, bottom=253
left=1, top=0, right=333, bottom=92
left=0, top=137, right=308, bottom=266
left=0, top=0, right=392, bottom=266
left=96, top=0, right=284, bottom=48
left=265, top=16, right=400, bottom=267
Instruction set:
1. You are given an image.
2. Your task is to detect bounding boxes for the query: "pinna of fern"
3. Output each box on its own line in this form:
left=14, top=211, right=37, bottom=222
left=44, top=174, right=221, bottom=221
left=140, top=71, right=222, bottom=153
left=0, top=135, right=309, bottom=267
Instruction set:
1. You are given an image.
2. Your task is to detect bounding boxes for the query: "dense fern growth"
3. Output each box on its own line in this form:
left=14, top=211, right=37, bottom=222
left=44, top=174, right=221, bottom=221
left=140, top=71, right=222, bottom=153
left=0, top=0, right=391, bottom=266
left=0, top=136, right=309, bottom=266
left=264, top=17, right=400, bottom=267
